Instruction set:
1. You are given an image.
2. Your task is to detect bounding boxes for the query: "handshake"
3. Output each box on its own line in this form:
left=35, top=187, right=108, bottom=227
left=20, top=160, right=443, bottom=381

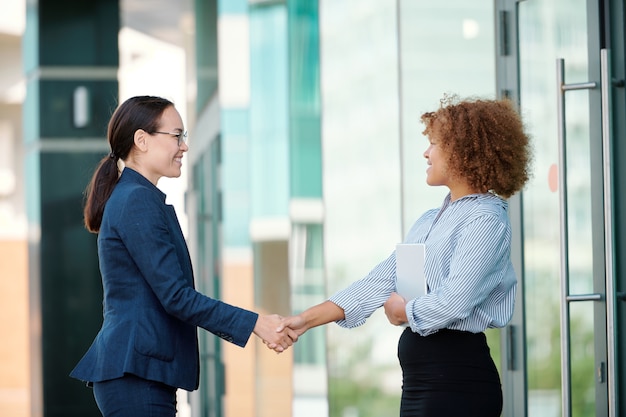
left=252, top=314, right=306, bottom=353
left=250, top=293, right=409, bottom=353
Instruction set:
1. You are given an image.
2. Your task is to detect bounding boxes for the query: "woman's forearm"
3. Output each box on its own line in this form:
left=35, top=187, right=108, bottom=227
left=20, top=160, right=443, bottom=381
left=277, top=300, right=346, bottom=337
left=300, top=300, right=345, bottom=329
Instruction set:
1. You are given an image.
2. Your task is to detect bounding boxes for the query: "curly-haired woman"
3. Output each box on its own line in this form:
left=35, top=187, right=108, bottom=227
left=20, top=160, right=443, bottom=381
left=277, top=96, right=532, bottom=417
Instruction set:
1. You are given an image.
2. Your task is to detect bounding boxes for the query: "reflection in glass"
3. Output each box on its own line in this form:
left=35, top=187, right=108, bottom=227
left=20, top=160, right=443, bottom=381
left=320, top=1, right=497, bottom=415
left=519, top=0, right=596, bottom=415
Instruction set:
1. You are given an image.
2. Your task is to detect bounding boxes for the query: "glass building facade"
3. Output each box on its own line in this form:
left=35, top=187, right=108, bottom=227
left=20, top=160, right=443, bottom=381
left=2, top=0, right=624, bottom=416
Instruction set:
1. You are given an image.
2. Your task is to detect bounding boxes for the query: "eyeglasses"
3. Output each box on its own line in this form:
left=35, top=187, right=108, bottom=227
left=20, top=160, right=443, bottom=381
left=152, top=131, right=188, bottom=147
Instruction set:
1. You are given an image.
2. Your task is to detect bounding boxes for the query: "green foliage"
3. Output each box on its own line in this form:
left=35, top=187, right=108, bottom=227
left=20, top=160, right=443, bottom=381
left=327, top=334, right=401, bottom=417
left=328, top=376, right=401, bottom=417
left=526, top=292, right=597, bottom=417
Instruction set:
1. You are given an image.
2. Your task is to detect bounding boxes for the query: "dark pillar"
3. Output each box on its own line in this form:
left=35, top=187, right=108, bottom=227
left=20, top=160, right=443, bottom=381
left=23, top=1, right=119, bottom=416
left=195, top=0, right=218, bottom=113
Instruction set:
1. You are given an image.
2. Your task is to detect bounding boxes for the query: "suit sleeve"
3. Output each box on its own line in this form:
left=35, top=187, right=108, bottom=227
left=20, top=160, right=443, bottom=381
left=116, top=187, right=257, bottom=347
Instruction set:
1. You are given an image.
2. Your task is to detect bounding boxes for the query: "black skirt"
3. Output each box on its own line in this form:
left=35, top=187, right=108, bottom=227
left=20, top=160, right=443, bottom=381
left=398, top=328, right=502, bottom=417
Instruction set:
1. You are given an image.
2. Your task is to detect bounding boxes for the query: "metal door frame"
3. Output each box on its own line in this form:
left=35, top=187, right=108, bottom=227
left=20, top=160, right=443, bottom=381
left=494, top=0, right=622, bottom=416
left=494, top=2, right=527, bottom=417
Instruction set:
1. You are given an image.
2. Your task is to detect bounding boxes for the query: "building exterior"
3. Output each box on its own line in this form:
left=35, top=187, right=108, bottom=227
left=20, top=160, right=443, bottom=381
left=0, top=4, right=29, bottom=417
left=188, top=1, right=325, bottom=415
left=0, top=0, right=624, bottom=416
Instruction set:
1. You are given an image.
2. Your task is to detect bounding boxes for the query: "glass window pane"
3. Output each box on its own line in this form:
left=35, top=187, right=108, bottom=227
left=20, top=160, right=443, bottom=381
left=518, top=0, right=595, bottom=415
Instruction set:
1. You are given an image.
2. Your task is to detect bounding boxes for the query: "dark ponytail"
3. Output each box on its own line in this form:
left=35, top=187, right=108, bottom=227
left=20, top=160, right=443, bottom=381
left=83, top=155, right=120, bottom=233
left=83, top=96, right=174, bottom=233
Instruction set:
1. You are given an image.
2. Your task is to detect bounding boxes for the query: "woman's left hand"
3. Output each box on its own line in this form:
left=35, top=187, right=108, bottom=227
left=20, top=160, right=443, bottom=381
left=384, top=292, right=408, bottom=326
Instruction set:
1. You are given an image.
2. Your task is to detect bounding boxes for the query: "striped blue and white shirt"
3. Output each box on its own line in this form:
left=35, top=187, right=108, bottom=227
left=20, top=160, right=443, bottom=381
left=328, top=192, right=516, bottom=336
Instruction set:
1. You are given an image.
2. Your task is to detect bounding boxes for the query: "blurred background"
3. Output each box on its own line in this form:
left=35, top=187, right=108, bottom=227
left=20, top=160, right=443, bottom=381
left=1, top=0, right=624, bottom=417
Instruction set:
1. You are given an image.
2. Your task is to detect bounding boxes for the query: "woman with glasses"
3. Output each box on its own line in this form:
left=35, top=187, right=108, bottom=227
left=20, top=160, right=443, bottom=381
left=276, top=95, right=532, bottom=417
left=70, top=95, right=296, bottom=417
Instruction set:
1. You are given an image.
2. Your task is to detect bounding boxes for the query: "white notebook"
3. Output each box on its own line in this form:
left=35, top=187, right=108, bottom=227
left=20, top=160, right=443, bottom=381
left=395, top=243, right=427, bottom=301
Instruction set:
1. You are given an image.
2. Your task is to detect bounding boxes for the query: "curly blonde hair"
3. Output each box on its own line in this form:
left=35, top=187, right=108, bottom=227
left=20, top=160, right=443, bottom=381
left=421, top=95, right=532, bottom=198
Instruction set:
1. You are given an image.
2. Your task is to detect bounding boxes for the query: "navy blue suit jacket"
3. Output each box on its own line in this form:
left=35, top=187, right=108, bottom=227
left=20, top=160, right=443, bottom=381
left=70, top=168, right=258, bottom=391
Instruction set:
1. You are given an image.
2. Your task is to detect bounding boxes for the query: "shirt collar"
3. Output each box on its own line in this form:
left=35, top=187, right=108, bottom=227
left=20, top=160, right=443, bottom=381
left=444, top=191, right=508, bottom=209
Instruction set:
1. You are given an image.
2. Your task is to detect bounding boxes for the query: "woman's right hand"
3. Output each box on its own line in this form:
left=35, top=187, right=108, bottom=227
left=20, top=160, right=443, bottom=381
left=253, top=314, right=298, bottom=353
left=276, top=314, right=309, bottom=338
left=265, top=300, right=345, bottom=351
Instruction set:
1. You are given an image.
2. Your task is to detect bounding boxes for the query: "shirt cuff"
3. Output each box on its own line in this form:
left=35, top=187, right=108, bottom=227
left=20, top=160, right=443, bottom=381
left=405, top=298, right=435, bottom=336
left=327, top=295, right=367, bottom=329
left=405, top=299, right=417, bottom=332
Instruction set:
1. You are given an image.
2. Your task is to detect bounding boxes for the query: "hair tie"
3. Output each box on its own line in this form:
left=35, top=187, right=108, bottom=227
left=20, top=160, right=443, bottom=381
left=109, top=152, right=116, bottom=160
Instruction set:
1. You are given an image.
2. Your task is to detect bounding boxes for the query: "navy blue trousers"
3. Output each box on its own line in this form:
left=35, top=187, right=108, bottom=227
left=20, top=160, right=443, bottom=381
left=398, top=328, right=503, bottom=417
left=92, top=373, right=177, bottom=417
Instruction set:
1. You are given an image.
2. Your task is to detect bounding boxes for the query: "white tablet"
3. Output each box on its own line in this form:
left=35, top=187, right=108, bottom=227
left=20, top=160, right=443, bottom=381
left=395, top=243, right=427, bottom=301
